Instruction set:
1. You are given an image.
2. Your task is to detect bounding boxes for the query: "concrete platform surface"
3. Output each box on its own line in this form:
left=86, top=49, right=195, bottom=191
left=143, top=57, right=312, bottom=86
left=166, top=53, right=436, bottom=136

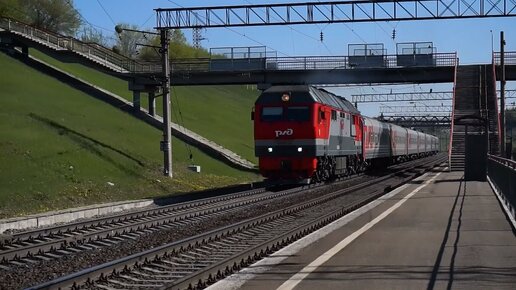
left=209, top=169, right=516, bottom=290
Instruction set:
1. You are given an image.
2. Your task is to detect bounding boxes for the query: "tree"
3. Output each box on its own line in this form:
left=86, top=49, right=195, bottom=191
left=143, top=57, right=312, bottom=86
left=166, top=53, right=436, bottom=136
left=21, top=0, right=81, bottom=36
left=0, top=0, right=25, bottom=20
left=114, top=23, right=147, bottom=59
left=137, top=35, right=160, bottom=61
left=79, top=26, right=109, bottom=47
left=137, top=29, right=210, bottom=61
left=169, top=29, right=209, bottom=59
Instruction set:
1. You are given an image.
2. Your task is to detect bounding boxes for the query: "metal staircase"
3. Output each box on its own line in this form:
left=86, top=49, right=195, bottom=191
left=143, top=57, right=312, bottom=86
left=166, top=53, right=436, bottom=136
left=0, top=17, right=160, bottom=74
left=450, top=66, right=480, bottom=171
left=487, top=63, right=500, bottom=155
left=449, top=65, right=499, bottom=171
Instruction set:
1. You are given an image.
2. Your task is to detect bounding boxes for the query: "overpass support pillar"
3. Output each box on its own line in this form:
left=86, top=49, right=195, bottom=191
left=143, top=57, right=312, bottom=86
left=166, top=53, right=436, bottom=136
left=21, top=45, right=28, bottom=58
left=148, top=92, right=156, bottom=116
left=133, top=91, right=140, bottom=113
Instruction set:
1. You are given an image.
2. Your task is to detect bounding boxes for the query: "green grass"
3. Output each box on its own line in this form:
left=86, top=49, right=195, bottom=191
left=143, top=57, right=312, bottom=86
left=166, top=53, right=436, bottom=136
left=0, top=52, right=259, bottom=218
left=29, top=49, right=259, bottom=162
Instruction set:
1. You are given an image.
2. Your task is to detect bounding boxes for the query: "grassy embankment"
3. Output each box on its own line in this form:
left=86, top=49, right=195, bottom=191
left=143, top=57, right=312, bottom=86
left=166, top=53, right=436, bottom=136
left=29, top=49, right=259, bottom=163
left=0, top=52, right=259, bottom=218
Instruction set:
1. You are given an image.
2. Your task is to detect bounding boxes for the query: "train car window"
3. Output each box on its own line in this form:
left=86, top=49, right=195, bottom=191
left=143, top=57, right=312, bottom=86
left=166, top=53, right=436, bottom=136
left=331, top=110, right=337, bottom=120
left=261, top=107, right=283, bottom=121
left=286, top=106, right=310, bottom=121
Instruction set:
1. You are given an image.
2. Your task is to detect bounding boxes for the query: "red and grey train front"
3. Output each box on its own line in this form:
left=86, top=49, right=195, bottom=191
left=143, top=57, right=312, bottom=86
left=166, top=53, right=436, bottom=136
left=253, top=86, right=319, bottom=183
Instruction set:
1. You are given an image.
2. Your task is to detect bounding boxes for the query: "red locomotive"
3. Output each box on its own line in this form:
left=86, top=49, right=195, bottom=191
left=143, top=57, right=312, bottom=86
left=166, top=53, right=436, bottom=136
left=253, top=85, right=439, bottom=183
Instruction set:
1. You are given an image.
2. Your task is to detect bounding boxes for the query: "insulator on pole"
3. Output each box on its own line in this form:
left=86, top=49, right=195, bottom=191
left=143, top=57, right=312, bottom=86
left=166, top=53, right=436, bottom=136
left=392, top=29, right=396, bottom=40
left=320, top=31, right=324, bottom=42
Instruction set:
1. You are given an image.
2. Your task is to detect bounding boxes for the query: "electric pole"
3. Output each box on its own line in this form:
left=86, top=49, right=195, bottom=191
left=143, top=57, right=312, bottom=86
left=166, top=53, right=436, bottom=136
left=161, top=29, right=172, bottom=177
left=500, top=31, right=506, bottom=158
left=115, top=24, right=173, bottom=177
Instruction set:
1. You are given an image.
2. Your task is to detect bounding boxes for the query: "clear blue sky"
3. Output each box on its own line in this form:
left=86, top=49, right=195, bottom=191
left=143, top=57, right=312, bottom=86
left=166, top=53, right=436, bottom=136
left=74, top=0, right=516, bottom=117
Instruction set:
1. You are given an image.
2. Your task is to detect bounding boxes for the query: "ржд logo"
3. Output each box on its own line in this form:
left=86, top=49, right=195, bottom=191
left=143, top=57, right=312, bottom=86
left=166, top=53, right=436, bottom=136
left=275, top=128, right=293, bottom=137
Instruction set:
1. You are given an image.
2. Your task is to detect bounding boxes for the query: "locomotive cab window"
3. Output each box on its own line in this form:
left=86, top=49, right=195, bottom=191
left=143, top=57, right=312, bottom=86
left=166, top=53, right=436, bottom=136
left=261, top=107, right=283, bottom=121
left=331, top=110, right=337, bottom=120
left=286, top=106, right=310, bottom=122
left=319, top=108, right=326, bottom=121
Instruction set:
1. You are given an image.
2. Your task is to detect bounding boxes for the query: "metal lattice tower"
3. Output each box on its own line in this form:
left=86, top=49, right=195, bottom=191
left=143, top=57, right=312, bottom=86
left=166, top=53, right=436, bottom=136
left=193, top=27, right=202, bottom=49
left=192, top=12, right=205, bottom=49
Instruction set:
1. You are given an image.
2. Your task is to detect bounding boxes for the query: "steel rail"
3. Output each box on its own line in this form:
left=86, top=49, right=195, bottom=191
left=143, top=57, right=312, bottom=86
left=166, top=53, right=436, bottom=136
left=0, top=187, right=288, bottom=264
left=28, top=154, right=446, bottom=289
left=2, top=188, right=262, bottom=244
left=1, top=174, right=367, bottom=265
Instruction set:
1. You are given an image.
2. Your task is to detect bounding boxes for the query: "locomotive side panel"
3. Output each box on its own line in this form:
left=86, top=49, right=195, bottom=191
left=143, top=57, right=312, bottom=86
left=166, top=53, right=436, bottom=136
left=321, top=108, right=359, bottom=157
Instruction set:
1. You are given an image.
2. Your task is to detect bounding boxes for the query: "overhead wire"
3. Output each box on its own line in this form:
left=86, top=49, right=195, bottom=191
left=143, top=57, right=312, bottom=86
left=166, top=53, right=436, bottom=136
left=140, top=13, right=154, bottom=28
left=243, top=0, right=333, bottom=54
left=170, top=87, right=194, bottom=162
left=65, top=0, right=114, bottom=34
left=95, top=0, right=117, bottom=26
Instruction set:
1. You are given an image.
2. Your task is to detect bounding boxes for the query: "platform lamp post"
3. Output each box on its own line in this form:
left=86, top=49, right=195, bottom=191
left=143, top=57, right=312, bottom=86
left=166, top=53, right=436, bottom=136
left=115, top=25, right=172, bottom=177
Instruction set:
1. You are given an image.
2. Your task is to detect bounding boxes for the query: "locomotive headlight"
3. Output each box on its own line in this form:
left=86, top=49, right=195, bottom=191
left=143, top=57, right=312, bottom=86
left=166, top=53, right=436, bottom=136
left=297, top=147, right=303, bottom=152
left=268, top=147, right=273, bottom=152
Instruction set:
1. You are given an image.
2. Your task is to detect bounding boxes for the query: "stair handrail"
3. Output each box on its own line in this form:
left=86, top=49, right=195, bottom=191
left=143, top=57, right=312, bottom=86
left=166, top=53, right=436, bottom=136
left=0, top=17, right=160, bottom=73
left=448, top=56, right=459, bottom=169
left=492, top=53, right=502, bottom=155
left=488, top=154, right=516, bottom=169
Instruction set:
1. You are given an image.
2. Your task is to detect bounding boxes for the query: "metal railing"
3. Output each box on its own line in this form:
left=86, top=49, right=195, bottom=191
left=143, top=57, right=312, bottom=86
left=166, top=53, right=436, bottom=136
left=448, top=64, right=458, bottom=168
left=170, top=53, right=458, bottom=73
left=0, top=16, right=458, bottom=75
left=493, top=51, right=516, bottom=65
left=0, top=17, right=161, bottom=73
left=487, top=155, right=516, bottom=222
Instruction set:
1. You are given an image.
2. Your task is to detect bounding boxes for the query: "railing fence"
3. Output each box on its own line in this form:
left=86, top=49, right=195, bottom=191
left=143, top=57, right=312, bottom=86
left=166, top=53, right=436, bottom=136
left=487, top=155, right=516, bottom=223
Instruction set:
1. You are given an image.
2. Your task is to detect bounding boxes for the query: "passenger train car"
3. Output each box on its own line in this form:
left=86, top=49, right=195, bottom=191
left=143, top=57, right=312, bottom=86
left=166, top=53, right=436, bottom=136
left=253, top=85, right=438, bottom=183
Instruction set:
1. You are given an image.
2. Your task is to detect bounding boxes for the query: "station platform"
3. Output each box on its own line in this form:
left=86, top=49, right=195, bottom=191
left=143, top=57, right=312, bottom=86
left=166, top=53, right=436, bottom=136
left=208, top=167, right=516, bottom=290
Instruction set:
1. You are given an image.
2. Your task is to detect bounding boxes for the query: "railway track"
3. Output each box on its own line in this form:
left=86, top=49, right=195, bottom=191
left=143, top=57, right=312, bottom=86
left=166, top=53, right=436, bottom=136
left=0, top=187, right=281, bottom=265
left=0, top=169, right=369, bottom=267
left=26, top=153, right=446, bottom=290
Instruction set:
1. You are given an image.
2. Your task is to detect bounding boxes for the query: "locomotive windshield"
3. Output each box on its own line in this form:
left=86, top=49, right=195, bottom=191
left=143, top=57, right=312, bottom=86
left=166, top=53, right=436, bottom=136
left=286, top=107, right=310, bottom=121
left=261, top=106, right=310, bottom=122
left=261, top=107, right=283, bottom=121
